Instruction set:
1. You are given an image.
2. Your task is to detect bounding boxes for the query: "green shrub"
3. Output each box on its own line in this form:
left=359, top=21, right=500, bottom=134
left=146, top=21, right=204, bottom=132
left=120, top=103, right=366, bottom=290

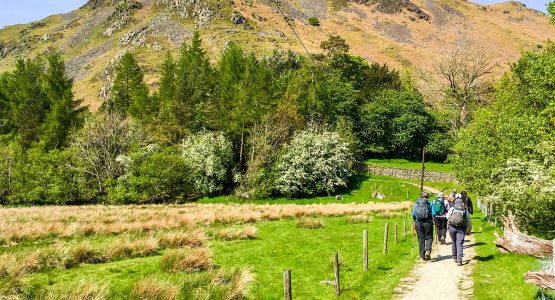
left=108, top=145, right=193, bottom=204
left=308, top=16, right=320, bottom=26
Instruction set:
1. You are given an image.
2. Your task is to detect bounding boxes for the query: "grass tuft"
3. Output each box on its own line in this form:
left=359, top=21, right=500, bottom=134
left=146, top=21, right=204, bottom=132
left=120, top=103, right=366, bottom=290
left=158, top=229, right=207, bottom=248
left=296, top=218, right=324, bottom=229
left=130, top=277, right=180, bottom=300
left=161, top=248, right=213, bottom=273
left=217, top=226, right=257, bottom=240
left=346, top=214, right=373, bottom=224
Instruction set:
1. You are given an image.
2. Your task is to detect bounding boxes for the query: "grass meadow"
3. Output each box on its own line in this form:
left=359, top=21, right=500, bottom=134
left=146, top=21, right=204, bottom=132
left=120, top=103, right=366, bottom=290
left=0, top=174, right=418, bottom=299
left=0, top=167, right=550, bottom=299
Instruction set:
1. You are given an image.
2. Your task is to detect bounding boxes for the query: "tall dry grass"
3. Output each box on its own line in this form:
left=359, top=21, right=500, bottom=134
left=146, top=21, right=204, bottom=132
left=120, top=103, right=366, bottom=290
left=0, top=229, right=207, bottom=279
left=130, top=278, right=180, bottom=300
left=296, top=218, right=325, bottom=229
left=217, top=226, right=257, bottom=241
left=0, top=202, right=411, bottom=244
left=160, top=248, right=213, bottom=273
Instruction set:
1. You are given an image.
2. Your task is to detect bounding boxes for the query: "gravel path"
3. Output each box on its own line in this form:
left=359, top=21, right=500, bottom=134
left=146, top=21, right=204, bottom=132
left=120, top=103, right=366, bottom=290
left=393, top=183, right=476, bottom=300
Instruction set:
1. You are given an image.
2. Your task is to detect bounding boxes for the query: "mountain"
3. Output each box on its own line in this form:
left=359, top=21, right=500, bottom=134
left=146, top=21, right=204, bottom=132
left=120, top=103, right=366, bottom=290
left=0, top=0, right=553, bottom=109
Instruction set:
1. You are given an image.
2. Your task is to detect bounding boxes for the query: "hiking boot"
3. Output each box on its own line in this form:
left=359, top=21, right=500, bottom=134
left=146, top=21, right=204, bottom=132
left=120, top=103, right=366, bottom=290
left=425, top=250, right=431, bottom=260
left=457, top=261, right=463, bottom=266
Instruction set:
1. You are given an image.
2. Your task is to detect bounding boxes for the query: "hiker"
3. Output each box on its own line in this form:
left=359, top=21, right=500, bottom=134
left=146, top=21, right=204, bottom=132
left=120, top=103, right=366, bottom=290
left=412, top=192, right=436, bottom=260
left=446, top=194, right=468, bottom=266
left=432, top=192, right=448, bottom=244
left=447, top=189, right=457, bottom=202
left=461, top=191, right=474, bottom=214
left=461, top=191, right=474, bottom=234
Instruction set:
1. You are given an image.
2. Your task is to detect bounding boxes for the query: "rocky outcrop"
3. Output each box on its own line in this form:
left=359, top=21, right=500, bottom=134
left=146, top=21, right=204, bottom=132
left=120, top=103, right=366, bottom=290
left=98, top=52, right=126, bottom=101
left=155, top=0, right=219, bottom=28
left=103, top=0, right=143, bottom=37
left=364, top=165, right=457, bottom=183
left=375, top=0, right=430, bottom=21
left=119, top=15, right=191, bottom=48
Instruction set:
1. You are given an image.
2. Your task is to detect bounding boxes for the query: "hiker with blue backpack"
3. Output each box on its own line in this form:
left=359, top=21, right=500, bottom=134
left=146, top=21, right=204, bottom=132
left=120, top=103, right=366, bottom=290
left=446, top=194, right=469, bottom=266
left=432, top=192, right=448, bottom=244
left=412, top=192, right=436, bottom=260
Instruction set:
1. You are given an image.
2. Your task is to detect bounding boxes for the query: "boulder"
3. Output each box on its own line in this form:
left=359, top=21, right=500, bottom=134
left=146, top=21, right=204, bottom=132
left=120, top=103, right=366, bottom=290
left=231, top=13, right=247, bottom=25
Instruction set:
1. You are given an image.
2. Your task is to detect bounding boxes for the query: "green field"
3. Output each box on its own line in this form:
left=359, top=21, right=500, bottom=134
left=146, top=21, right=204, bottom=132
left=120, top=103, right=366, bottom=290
left=366, top=158, right=453, bottom=173
left=23, top=216, right=416, bottom=299
left=199, top=174, right=431, bottom=205
left=1, top=170, right=551, bottom=299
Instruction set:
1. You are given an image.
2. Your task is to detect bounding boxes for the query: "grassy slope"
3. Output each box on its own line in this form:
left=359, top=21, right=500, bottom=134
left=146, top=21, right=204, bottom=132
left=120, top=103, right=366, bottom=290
left=26, top=216, right=416, bottom=299
left=365, top=158, right=453, bottom=172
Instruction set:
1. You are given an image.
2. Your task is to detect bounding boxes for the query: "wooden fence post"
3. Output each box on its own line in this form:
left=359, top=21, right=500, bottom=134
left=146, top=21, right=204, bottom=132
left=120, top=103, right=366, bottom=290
left=334, top=251, right=341, bottom=296
left=394, top=223, right=398, bottom=245
left=284, top=270, right=292, bottom=300
left=363, top=230, right=368, bottom=271
left=383, top=222, right=389, bottom=254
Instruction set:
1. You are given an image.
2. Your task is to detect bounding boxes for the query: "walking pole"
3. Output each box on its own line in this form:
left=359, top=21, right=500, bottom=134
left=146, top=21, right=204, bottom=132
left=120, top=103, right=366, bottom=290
left=420, top=145, right=426, bottom=193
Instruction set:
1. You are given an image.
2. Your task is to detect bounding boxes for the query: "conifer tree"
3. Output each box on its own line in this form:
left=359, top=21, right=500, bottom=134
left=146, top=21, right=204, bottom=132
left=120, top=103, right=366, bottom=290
left=158, top=51, right=176, bottom=103
left=6, top=58, right=48, bottom=148
left=40, top=52, right=84, bottom=149
left=108, top=52, right=150, bottom=119
left=160, top=32, right=214, bottom=142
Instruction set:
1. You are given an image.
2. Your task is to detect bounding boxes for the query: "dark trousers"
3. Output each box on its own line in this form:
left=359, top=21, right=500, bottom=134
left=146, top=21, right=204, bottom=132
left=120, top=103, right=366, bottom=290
left=415, top=220, right=433, bottom=258
left=449, top=225, right=466, bottom=262
left=434, top=217, right=447, bottom=242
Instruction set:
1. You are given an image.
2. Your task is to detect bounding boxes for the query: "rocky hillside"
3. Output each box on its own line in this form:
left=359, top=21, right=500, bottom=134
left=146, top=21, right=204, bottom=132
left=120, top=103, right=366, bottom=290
left=0, top=0, right=553, bottom=109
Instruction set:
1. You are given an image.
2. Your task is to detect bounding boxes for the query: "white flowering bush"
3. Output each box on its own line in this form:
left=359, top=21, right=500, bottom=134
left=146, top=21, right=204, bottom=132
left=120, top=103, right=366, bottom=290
left=275, top=129, right=352, bottom=197
left=181, top=132, right=233, bottom=196
left=487, top=159, right=555, bottom=237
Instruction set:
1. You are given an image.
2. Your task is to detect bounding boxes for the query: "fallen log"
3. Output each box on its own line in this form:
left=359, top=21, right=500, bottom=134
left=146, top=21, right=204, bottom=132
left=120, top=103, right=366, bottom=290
left=525, top=272, right=555, bottom=292
left=494, top=213, right=553, bottom=258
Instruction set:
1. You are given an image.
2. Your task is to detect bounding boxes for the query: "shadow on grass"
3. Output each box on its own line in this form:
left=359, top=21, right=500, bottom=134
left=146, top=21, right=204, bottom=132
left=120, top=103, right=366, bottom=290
left=337, top=173, right=369, bottom=196
left=474, top=255, right=494, bottom=262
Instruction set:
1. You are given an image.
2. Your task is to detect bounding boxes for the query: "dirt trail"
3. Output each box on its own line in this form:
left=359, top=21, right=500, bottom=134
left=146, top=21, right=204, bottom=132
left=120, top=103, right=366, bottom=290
left=393, top=183, right=476, bottom=300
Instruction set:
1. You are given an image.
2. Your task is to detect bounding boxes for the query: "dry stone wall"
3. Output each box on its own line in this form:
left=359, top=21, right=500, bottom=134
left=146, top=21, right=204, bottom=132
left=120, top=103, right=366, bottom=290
left=365, top=165, right=457, bottom=183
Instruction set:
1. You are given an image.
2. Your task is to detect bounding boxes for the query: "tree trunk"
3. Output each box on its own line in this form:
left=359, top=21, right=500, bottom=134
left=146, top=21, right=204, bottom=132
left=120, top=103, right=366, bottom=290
left=494, top=213, right=553, bottom=258
left=524, top=272, right=555, bottom=291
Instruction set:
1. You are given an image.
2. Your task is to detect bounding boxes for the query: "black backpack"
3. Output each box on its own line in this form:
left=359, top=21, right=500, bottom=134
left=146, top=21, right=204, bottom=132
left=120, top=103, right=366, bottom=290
left=415, top=198, right=431, bottom=221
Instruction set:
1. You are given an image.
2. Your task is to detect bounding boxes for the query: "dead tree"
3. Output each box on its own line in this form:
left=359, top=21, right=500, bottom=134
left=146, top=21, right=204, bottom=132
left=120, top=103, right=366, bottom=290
left=525, top=272, right=555, bottom=292
left=435, top=41, right=498, bottom=130
left=494, top=214, right=553, bottom=258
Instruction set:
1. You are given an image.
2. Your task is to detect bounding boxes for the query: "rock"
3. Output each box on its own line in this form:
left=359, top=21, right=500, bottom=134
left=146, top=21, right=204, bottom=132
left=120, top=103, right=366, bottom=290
left=335, top=195, right=344, bottom=201
left=372, top=192, right=386, bottom=200
left=231, top=13, right=246, bottom=25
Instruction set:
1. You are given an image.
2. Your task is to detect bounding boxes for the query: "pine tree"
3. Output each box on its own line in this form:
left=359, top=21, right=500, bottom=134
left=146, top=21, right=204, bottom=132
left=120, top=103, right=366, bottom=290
left=158, top=51, right=176, bottom=103
left=5, top=58, right=48, bottom=148
left=160, top=32, right=214, bottom=142
left=107, top=52, right=150, bottom=119
left=40, top=52, right=84, bottom=149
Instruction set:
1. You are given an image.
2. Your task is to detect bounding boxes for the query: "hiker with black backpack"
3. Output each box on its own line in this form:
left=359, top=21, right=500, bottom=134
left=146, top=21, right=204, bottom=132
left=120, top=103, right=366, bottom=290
left=412, top=192, right=436, bottom=260
left=432, top=192, right=448, bottom=244
left=446, top=194, right=468, bottom=266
